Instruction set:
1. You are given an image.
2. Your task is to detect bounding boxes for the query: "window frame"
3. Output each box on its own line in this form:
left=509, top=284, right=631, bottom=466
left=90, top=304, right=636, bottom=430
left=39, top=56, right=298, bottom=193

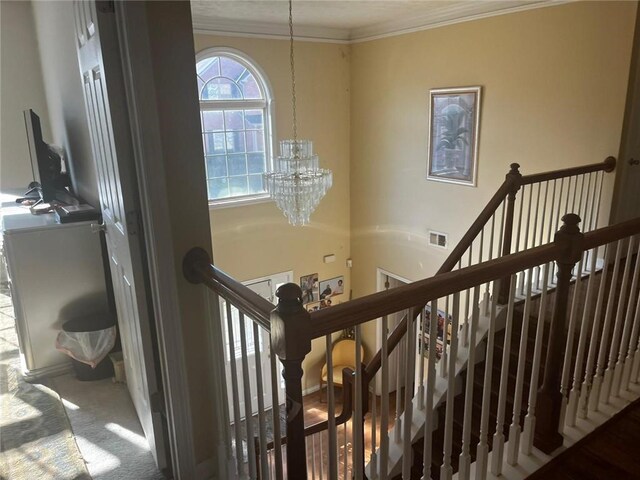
left=196, top=47, right=275, bottom=208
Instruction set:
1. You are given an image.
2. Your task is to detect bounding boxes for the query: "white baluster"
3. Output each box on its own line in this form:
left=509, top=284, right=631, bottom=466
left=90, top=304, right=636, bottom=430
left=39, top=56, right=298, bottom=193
left=269, top=336, right=283, bottom=480
left=370, top=375, right=378, bottom=480
left=534, top=182, right=549, bottom=291
left=616, top=237, right=640, bottom=395
left=514, top=184, right=526, bottom=254
left=354, top=325, right=364, bottom=480
left=567, top=247, right=599, bottom=426
left=224, top=301, right=244, bottom=475
left=587, top=244, right=614, bottom=413
left=402, top=312, right=416, bottom=479
left=623, top=250, right=640, bottom=391
left=380, top=315, right=389, bottom=479
left=394, top=327, right=404, bottom=444
left=418, top=309, right=426, bottom=409
left=491, top=275, right=517, bottom=476
left=476, top=281, right=500, bottom=479
left=422, top=299, right=439, bottom=480
left=507, top=269, right=533, bottom=465
left=440, top=296, right=449, bottom=378
left=603, top=238, right=635, bottom=401
left=253, top=323, right=270, bottom=478
left=441, top=293, right=460, bottom=480
left=319, top=431, right=324, bottom=480
left=522, top=263, right=550, bottom=454
left=238, top=312, right=257, bottom=478
left=459, top=286, right=480, bottom=479
left=518, top=184, right=534, bottom=294
left=325, top=334, right=337, bottom=480
left=559, top=255, right=584, bottom=426
left=596, top=241, right=623, bottom=407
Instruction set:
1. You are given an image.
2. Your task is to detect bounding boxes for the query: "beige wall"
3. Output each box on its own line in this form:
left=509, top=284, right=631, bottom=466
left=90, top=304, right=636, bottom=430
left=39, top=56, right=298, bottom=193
left=31, top=0, right=99, bottom=207
left=0, top=0, right=50, bottom=191
left=350, top=1, right=636, bottom=356
left=193, top=34, right=352, bottom=391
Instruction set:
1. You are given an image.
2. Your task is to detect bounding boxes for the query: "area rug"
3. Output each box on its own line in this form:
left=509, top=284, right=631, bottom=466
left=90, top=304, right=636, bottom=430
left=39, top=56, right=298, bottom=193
left=0, top=286, right=91, bottom=480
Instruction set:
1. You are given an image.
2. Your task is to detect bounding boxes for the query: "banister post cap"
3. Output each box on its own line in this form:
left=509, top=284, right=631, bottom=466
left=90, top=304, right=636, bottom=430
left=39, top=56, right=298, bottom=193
left=182, top=247, right=212, bottom=284
left=555, top=214, right=584, bottom=264
left=272, top=283, right=311, bottom=361
left=276, top=283, right=304, bottom=305
left=604, top=156, right=616, bottom=172
left=509, top=163, right=521, bottom=174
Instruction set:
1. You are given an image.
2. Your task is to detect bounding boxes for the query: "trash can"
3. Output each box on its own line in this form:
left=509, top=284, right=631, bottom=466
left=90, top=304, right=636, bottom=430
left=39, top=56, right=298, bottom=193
left=56, top=313, right=117, bottom=381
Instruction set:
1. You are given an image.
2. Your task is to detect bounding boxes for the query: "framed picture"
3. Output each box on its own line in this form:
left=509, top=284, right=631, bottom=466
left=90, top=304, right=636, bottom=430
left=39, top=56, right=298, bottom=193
left=300, top=273, right=319, bottom=305
left=306, top=302, right=320, bottom=313
left=427, top=86, right=482, bottom=187
left=319, top=276, right=344, bottom=300
left=420, top=304, right=451, bottom=361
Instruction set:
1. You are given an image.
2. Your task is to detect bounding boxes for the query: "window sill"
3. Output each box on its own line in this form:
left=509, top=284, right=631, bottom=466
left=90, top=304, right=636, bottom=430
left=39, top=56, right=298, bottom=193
left=208, top=193, right=272, bottom=210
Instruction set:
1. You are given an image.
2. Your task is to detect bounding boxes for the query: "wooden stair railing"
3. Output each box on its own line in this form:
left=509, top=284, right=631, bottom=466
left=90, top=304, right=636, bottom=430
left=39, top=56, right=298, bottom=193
left=183, top=157, right=624, bottom=479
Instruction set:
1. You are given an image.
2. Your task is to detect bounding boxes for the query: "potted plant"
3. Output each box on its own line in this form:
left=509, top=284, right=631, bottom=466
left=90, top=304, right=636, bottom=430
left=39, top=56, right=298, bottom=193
left=437, top=104, right=468, bottom=170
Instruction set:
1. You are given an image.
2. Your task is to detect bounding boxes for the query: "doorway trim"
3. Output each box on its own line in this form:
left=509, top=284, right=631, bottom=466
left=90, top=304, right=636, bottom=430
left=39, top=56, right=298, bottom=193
left=114, top=3, right=197, bottom=478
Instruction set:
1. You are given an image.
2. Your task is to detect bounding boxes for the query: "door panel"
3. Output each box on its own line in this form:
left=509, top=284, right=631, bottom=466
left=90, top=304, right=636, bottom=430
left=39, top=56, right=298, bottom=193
left=74, top=0, right=166, bottom=468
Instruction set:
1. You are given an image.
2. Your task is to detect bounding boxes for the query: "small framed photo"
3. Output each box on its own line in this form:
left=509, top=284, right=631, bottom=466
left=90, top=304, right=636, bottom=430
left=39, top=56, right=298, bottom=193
left=427, top=86, right=482, bottom=187
left=319, top=276, right=344, bottom=300
left=300, top=273, right=319, bottom=305
left=306, top=302, right=320, bottom=313
left=421, top=304, right=451, bottom=361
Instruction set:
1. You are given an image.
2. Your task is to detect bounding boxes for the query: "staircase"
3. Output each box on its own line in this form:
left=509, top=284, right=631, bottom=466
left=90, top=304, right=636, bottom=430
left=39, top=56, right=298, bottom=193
left=184, top=157, right=640, bottom=480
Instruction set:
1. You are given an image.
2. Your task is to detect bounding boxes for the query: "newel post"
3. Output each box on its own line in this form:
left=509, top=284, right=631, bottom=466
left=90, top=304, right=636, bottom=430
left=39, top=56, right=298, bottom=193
left=534, top=214, right=584, bottom=454
left=498, top=163, right=523, bottom=304
left=271, top=283, right=312, bottom=479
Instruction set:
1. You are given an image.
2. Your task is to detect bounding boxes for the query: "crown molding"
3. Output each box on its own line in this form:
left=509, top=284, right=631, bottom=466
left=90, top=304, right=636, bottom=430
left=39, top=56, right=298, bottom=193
left=349, top=0, right=573, bottom=43
left=192, top=0, right=573, bottom=45
left=192, top=15, right=351, bottom=44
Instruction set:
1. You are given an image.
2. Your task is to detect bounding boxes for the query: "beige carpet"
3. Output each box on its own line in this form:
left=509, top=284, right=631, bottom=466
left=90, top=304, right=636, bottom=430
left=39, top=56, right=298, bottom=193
left=0, top=286, right=90, bottom=480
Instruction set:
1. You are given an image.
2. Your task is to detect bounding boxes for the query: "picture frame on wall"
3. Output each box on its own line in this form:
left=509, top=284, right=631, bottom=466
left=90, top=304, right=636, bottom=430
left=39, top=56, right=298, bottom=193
left=427, top=86, right=482, bottom=187
left=300, top=273, right=319, bottom=304
left=319, top=276, right=344, bottom=300
left=421, top=303, right=452, bottom=361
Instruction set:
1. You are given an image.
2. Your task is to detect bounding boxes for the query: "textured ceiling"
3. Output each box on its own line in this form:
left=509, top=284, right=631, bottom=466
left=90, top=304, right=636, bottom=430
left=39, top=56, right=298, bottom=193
left=190, top=0, right=556, bottom=40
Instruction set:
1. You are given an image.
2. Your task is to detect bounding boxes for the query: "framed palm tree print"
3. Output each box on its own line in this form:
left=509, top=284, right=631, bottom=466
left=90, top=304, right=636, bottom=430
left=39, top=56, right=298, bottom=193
left=427, top=86, right=482, bottom=186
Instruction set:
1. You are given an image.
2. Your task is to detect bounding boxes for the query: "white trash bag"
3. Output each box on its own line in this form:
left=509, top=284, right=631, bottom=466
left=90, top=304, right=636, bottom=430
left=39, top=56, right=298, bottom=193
left=56, top=325, right=116, bottom=369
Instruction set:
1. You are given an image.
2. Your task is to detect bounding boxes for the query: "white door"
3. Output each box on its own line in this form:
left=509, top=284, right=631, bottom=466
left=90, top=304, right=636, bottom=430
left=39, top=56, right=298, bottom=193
left=223, top=272, right=290, bottom=418
left=73, top=1, right=167, bottom=468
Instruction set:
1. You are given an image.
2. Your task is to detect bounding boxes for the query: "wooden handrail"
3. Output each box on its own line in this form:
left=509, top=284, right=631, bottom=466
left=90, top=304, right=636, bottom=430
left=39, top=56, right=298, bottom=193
left=183, top=247, right=274, bottom=331
left=310, top=216, right=640, bottom=338
left=437, top=178, right=515, bottom=274
left=520, top=156, right=615, bottom=185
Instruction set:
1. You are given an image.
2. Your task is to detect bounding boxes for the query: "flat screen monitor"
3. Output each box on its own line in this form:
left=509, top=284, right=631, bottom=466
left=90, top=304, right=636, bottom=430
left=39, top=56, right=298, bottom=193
left=23, top=109, right=60, bottom=203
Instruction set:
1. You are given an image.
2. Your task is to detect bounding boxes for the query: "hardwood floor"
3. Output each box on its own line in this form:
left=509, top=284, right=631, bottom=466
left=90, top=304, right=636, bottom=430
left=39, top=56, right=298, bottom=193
left=526, top=399, right=640, bottom=480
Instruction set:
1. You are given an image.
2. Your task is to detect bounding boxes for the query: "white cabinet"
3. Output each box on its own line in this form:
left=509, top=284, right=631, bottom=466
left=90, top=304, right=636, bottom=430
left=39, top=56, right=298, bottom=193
left=1, top=197, right=109, bottom=381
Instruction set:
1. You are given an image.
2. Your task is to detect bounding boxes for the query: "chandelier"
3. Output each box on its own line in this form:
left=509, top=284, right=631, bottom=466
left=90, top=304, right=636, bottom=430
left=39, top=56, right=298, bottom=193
left=263, top=0, right=332, bottom=226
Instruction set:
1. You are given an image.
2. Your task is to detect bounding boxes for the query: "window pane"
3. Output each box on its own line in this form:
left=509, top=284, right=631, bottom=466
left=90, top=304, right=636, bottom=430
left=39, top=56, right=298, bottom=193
left=224, top=110, right=244, bottom=131
left=209, top=178, right=229, bottom=199
left=196, top=57, right=220, bottom=83
left=228, top=154, right=247, bottom=176
left=202, top=111, right=224, bottom=132
left=206, top=155, right=227, bottom=178
left=203, top=132, right=226, bottom=155
left=202, top=78, right=242, bottom=100
left=239, top=71, right=261, bottom=100
left=246, top=130, right=265, bottom=153
left=244, top=110, right=264, bottom=129
left=248, top=174, right=265, bottom=194
left=229, top=176, right=248, bottom=196
left=247, top=153, right=266, bottom=174
left=225, top=131, right=246, bottom=154
left=220, top=56, right=246, bottom=82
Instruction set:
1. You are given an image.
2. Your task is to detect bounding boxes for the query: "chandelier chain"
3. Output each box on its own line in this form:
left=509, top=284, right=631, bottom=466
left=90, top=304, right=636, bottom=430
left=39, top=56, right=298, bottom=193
left=288, top=0, right=298, bottom=148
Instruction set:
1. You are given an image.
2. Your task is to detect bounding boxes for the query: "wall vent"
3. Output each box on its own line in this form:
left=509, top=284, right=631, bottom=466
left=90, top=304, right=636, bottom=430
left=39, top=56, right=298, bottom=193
left=429, top=231, right=448, bottom=248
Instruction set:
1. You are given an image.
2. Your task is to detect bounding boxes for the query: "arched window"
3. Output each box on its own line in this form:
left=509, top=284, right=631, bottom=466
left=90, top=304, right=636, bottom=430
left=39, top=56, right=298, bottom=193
left=196, top=48, right=273, bottom=204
